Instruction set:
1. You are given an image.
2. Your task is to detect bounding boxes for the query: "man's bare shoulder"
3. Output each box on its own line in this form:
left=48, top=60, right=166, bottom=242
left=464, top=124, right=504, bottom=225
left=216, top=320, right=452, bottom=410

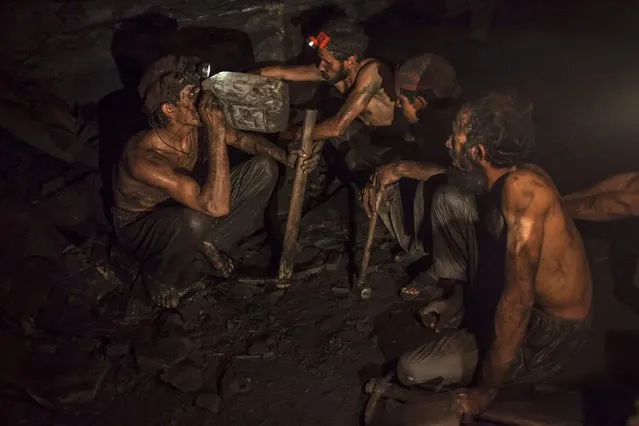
left=356, top=60, right=384, bottom=82
left=125, top=131, right=171, bottom=171
left=503, top=168, right=556, bottom=210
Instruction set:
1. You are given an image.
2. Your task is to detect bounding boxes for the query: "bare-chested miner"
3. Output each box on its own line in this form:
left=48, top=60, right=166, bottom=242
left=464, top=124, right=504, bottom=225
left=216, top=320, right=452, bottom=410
left=112, top=56, right=309, bottom=308
left=367, top=93, right=592, bottom=421
left=254, top=17, right=400, bottom=172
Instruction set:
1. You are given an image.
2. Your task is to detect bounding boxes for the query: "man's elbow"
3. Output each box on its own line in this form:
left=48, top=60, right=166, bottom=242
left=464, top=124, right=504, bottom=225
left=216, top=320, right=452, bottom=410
left=329, top=120, right=350, bottom=138
left=204, top=202, right=230, bottom=218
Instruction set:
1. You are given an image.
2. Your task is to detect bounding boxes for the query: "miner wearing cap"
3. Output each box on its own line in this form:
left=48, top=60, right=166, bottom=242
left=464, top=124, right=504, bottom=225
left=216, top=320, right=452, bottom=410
left=394, top=53, right=462, bottom=126
left=359, top=53, right=462, bottom=295
left=111, top=55, right=305, bottom=308
left=254, top=17, right=400, bottom=175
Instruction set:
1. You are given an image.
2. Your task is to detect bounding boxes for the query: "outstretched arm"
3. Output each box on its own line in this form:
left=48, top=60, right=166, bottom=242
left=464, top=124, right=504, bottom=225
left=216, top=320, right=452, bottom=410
left=562, top=172, right=639, bottom=221
left=480, top=174, right=551, bottom=389
left=286, top=62, right=383, bottom=141
left=253, top=65, right=324, bottom=82
left=225, top=128, right=291, bottom=166
left=360, top=161, right=446, bottom=217
left=563, top=192, right=639, bottom=221
left=389, top=161, right=446, bottom=182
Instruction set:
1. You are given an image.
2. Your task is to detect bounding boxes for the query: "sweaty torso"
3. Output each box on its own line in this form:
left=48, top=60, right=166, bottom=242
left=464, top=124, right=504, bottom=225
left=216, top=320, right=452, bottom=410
left=113, top=129, right=200, bottom=212
left=334, top=58, right=396, bottom=127
left=508, top=169, right=593, bottom=320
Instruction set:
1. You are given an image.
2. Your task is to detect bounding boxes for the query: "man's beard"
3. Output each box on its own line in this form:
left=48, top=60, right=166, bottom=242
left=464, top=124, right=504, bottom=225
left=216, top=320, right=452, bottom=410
left=321, top=65, right=348, bottom=85
left=446, top=158, right=489, bottom=195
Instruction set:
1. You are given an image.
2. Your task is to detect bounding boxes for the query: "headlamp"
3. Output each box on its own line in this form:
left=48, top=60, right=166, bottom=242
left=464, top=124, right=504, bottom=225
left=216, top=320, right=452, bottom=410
left=198, top=62, right=212, bottom=80
left=307, top=32, right=331, bottom=49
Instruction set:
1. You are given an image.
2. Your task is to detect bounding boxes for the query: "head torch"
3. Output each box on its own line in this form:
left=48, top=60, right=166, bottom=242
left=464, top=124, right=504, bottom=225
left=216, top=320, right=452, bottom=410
left=198, top=62, right=212, bottom=80
left=307, top=32, right=331, bottom=49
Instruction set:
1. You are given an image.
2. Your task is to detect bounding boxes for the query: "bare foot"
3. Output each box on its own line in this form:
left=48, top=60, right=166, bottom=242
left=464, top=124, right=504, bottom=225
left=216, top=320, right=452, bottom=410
left=144, top=277, right=179, bottom=308
left=202, top=241, right=236, bottom=278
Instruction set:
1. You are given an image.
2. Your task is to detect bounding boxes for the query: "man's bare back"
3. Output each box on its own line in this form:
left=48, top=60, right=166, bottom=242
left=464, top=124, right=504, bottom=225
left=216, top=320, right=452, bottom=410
left=503, top=168, right=592, bottom=321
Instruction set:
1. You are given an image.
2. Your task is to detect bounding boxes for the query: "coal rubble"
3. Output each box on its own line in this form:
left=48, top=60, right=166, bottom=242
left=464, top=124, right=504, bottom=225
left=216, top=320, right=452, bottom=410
left=0, top=125, right=398, bottom=425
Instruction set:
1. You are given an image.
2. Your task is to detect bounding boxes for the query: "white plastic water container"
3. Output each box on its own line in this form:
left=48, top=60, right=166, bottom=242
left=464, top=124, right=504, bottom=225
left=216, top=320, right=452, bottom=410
left=201, top=71, right=290, bottom=134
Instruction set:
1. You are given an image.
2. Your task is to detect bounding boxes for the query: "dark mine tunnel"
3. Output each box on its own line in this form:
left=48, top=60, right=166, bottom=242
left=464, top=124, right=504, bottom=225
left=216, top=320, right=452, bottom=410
left=1, top=0, right=639, bottom=425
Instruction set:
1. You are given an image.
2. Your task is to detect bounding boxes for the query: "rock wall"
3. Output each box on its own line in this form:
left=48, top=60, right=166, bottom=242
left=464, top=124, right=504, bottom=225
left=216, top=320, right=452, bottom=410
left=1, top=0, right=393, bottom=105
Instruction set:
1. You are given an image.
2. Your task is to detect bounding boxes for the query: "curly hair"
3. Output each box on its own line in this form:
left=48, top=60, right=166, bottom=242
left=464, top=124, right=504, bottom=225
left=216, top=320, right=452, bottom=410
left=320, top=17, right=368, bottom=61
left=460, top=92, right=535, bottom=168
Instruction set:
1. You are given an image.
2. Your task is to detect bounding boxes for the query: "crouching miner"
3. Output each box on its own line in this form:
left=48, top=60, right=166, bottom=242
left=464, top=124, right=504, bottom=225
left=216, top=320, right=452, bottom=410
left=112, top=55, right=301, bottom=308
left=392, top=93, right=593, bottom=421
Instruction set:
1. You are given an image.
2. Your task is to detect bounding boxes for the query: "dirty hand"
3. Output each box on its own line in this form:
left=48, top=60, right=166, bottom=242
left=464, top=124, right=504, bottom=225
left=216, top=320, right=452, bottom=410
left=456, top=387, right=498, bottom=423
left=418, top=298, right=460, bottom=333
left=360, top=184, right=383, bottom=219
left=398, top=93, right=422, bottom=124
left=287, top=141, right=322, bottom=173
left=197, top=91, right=226, bottom=128
left=360, top=163, right=402, bottom=218
left=371, top=162, right=402, bottom=189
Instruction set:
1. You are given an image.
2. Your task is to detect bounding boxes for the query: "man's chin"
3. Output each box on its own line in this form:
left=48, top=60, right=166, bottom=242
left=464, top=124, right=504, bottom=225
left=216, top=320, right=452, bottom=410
left=446, top=167, right=489, bottom=195
left=323, top=73, right=346, bottom=85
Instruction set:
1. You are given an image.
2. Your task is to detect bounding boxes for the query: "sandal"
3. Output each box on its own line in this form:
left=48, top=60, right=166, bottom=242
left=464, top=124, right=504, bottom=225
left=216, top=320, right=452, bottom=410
left=399, top=269, right=443, bottom=302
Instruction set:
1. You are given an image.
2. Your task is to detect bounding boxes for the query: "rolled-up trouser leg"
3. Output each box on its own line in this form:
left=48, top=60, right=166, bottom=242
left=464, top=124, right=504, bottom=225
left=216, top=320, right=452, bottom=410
left=431, top=184, right=479, bottom=283
left=378, top=182, right=427, bottom=257
left=397, top=330, right=479, bottom=387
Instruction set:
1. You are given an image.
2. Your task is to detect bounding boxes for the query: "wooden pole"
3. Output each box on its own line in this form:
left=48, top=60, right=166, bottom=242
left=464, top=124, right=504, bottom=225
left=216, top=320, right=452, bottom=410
left=356, top=190, right=384, bottom=299
left=277, top=110, right=318, bottom=280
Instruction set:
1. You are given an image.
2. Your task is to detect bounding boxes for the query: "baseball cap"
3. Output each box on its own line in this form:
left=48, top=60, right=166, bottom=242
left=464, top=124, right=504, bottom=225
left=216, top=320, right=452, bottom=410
left=395, top=53, right=462, bottom=100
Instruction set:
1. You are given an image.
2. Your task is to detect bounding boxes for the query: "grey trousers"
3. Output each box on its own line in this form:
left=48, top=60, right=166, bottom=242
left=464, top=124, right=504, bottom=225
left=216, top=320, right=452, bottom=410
left=112, top=156, right=278, bottom=287
left=396, top=185, right=479, bottom=386
left=397, top=185, right=591, bottom=388
left=378, top=182, right=429, bottom=257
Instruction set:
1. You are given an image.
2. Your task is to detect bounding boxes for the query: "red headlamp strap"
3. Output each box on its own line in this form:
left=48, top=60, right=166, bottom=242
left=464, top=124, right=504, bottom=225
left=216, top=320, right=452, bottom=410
left=307, top=32, right=331, bottom=49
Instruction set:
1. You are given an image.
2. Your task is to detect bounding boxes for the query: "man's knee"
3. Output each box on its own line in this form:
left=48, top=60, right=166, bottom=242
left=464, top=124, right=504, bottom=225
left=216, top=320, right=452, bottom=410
left=249, top=155, right=279, bottom=192
left=176, top=209, right=215, bottom=242
left=397, top=331, right=478, bottom=386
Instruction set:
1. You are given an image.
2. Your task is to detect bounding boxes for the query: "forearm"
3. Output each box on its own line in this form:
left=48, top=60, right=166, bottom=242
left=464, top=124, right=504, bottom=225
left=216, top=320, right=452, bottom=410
left=202, top=127, right=231, bottom=215
left=563, top=192, right=639, bottom=221
left=563, top=173, right=639, bottom=200
left=254, top=65, right=322, bottom=82
left=233, top=132, right=290, bottom=166
left=395, top=161, right=446, bottom=182
left=480, top=263, right=534, bottom=387
left=255, top=66, right=284, bottom=79
left=289, top=117, right=345, bottom=142
left=480, top=308, right=530, bottom=388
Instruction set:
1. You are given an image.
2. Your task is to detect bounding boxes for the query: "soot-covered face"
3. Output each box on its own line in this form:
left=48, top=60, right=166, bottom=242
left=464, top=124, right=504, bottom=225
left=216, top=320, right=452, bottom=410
left=445, top=107, right=489, bottom=195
